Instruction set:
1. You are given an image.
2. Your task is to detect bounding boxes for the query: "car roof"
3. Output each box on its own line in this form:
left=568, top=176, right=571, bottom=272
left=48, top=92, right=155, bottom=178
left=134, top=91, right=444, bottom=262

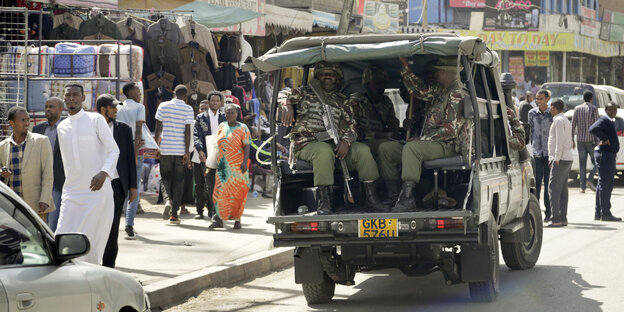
left=243, top=33, right=498, bottom=72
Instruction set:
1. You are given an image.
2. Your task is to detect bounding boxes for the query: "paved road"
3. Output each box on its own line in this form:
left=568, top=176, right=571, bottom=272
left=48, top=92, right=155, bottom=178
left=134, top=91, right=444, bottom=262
left=164, top=182, right=624, bottom=312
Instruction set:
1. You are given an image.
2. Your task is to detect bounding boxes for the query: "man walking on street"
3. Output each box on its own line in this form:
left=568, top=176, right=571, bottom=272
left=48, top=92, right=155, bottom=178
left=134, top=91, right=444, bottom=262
left=33, top=97, right=65, bottom=231
left=55, top=84, right=120, bottom=265
left=154, top=85, right=195, bottom=224
left=193, top=93, right=226, bottom=219
left=98, top=94, right=137, bottom=268
left=571, top=90, right=598, bottom=193
left=528, top=89, right=553, bottom=221
left=589, top=102, right=621, bottom=222
left=0, top=107, right=54, bottom=221
left=546, top=100, right=573, bottom=227
left=117, top=82, right=145, bottom=239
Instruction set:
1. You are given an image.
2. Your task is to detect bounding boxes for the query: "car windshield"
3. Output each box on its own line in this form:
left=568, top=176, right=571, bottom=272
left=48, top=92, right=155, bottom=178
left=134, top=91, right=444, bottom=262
left=543, top=85, right=590, bottom=108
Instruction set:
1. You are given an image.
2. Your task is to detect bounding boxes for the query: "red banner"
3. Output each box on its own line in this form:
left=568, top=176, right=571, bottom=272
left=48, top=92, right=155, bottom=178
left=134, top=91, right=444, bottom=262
left=449, top=0, right=485, bottom=8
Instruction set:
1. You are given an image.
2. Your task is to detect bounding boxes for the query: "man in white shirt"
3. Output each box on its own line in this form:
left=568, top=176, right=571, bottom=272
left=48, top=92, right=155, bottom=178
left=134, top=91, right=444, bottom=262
left=547, top=99, right=574, bottom=227
left=193, top=92, right=226, bottom=219
left=55, top=84, right=120, bottom=264
left=117, top=82, right=146, bottom=239
left=154, top=85, right=195, bottom=224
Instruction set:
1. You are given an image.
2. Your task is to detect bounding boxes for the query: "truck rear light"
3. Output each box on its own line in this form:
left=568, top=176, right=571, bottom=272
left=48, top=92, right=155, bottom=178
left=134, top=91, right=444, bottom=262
left=291, top=222, right=319, bottom=232
left=432, top=218, right=464, bottom=229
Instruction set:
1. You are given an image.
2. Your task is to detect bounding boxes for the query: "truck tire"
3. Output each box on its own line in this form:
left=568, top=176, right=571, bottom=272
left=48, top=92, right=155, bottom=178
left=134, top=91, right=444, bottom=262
left=302, top=272, right=335, bottom=304
left=469, top=216, right=499, bottom=302
left=501, top=194, right=543, bottom=270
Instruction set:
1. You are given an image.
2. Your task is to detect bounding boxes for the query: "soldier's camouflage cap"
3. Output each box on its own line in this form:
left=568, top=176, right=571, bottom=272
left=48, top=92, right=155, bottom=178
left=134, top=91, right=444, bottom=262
left=362, top=66, right=388, bottom=85
left=431, top=56, right=463, bottom=72
left=314, top=61, right=343, bottom=79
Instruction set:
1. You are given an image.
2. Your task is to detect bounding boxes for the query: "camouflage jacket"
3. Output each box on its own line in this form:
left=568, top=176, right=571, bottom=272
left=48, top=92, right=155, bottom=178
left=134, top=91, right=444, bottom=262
left=350, top=92, right=400, bottom=140
left=400, top=67, right=473, bottom=155
left=508, top=117, right=526, bottom=151
left=286, top=85, right=357, bottom=151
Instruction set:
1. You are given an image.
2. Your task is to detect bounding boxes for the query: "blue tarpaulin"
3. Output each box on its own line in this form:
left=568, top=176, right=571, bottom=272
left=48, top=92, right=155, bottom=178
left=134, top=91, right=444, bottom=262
left=175, top=1, right=264, bottom=28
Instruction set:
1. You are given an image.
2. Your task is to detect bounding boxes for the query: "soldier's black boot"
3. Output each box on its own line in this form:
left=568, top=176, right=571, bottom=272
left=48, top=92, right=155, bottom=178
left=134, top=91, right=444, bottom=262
left=383, top=180, right=401, bottom=206
left=363, top=181, right=389, bottom=212
left=316, top=185, right=333, bottom=215
left=393, top=181, right=417, bottom=212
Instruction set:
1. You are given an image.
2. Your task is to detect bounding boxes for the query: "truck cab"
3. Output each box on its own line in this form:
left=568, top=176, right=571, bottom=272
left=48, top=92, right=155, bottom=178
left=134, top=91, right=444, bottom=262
left=244, top=34, right=543, bottom=304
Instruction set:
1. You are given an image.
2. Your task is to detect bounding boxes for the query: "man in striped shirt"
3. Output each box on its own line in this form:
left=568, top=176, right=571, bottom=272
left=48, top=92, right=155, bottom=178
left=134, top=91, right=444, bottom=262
left=154, top=85, right=196, bottom=224
left=571, top=90, right=598, bottom=193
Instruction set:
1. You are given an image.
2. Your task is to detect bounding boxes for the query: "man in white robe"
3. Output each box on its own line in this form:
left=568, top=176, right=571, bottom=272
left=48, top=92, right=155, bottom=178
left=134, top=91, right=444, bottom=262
left=55, top=84, right=120, bottom=264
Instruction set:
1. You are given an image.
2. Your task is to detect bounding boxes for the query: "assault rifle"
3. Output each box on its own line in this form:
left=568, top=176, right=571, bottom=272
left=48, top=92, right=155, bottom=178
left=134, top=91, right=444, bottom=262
left=308, top=79, right=355, bottom=204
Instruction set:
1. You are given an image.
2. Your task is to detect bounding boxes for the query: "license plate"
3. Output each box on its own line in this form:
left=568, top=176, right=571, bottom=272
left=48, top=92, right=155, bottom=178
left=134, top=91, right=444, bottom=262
left=358, top=219, right=398, bottom=238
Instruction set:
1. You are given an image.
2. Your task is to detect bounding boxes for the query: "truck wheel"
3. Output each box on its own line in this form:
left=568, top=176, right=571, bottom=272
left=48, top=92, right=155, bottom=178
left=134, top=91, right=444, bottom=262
left=469, top=216, right=499, bottom=302
left=501, top=194, right=543, bottom=270
left=302, top=272, right=335, bottom=304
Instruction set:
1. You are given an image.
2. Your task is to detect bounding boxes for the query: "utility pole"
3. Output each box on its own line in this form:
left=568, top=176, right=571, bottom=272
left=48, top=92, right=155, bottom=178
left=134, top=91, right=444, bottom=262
left=337, top=0, right=355, bottom=35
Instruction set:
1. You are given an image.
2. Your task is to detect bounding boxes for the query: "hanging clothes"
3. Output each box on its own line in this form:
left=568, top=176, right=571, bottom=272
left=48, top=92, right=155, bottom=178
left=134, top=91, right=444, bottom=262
left=52, top=11, right=83, bottom=30
left=214, top=63, right=238, bottom=91
left=179, top=42, right=210, bottom=68
left=116, top=17, right=153, bottom=80
left=180, top=21, right=219, bottom=70
left=185, top=80, right=216, bottom=115
left=146, top=17, right=183, bottom=45
left=237, top=35, right=253, bottom=68
left=48, top=23, right=81, bottom=40
left=179, top=62, right=217, bottom=86
left=146, top=36, right=183, bottom=81
left=218, top=34, right=242, bottom=62
left=79, top=13, right=122, bottom=40
left=145, top=71, right=176, bottom=131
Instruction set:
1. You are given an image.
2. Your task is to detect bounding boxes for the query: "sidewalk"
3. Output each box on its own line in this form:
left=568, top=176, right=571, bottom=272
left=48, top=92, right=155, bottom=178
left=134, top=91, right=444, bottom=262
left=114, top=192, right=292, bottom=309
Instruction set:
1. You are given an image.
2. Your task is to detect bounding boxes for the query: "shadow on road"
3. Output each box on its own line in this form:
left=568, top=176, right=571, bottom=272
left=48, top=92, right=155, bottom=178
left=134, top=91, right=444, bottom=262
left=306, top=265, right=602, bottom=312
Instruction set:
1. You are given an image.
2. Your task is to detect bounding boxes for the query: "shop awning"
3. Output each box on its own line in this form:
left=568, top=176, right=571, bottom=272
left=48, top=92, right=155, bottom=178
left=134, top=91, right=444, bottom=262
left=311, top=10, right=339, bottom=30
left=174, top=1, right=264, bottom=28
left=244, top=34, right=494, bottom=72
left=265, top=4, right=313, bottom=34
left=53, top=0, right=118, bottom=8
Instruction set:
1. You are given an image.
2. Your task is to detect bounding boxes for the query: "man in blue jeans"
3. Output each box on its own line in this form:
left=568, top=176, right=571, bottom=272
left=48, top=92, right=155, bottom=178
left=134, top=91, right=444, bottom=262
left=32, top=97, right=65, bottom=232
left=117, top=83, right=146, bottom=239
left=571, top=90, right=598, bottom=193
left=528, top=89, right=554, bottom=222
left=589, top=102, right=621, bottom=222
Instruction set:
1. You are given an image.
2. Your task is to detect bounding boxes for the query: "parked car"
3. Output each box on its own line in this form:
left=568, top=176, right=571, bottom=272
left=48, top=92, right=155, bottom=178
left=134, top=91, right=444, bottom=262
left=0, top=183, right=150, bottom=312
left=541, top=82, right=611, bottom=111
left=600, top=85, right=624, bottom=106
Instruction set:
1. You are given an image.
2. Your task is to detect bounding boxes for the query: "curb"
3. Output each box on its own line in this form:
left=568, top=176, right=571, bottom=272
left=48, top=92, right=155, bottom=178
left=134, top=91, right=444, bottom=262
left=144, top=247, right=294, bottom=309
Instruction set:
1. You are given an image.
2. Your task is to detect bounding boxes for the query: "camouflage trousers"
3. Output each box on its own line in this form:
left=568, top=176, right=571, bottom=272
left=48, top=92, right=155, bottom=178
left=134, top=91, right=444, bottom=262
left=296, top=141, right=380, bottom=186
left=378, top=140, right=456, bottom=182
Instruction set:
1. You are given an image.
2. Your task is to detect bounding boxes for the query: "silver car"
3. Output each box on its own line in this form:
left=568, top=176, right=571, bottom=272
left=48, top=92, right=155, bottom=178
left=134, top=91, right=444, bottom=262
left=0, top=183, right=150, bottom=312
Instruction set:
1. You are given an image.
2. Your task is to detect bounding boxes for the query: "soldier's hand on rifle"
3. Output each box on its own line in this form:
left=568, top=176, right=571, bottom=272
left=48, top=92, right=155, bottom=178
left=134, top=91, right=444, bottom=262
left=281, top=104, right=295, bottom=126
left=335, top=140, right=350, bottom=160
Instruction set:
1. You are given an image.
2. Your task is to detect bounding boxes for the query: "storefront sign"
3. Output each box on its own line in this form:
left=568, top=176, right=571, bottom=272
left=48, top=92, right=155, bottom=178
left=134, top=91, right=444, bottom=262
left=524, top=51, right=536, bottom=66
left=449, top=0, right=485, bottom=8
left=210, top=0, right=266, bottom=36
left=508, top=56, right=524, bottom=82
left=580, top=7, right=600, bottom=38
left=603, top=10, right=624, bottom=42
left=362, top=0, right=399, bottom=33
left=483, top=0, right=540, bottom=31
left=380, top=0, right=408, bottom=26
left=457, top=30, right=621, bottom=57
left=537, top=51, right=549, bottom=67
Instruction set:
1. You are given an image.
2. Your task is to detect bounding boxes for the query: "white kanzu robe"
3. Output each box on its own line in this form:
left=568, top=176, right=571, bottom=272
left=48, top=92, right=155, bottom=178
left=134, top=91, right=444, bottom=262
left=55, top=109, right=120, bottom=264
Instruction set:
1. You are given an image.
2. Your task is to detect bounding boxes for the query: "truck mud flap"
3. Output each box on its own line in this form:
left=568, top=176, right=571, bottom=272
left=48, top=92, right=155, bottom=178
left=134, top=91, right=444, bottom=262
left=460, top=244, right=492, bottom=282
left=294, top=247, right=324, bottom=284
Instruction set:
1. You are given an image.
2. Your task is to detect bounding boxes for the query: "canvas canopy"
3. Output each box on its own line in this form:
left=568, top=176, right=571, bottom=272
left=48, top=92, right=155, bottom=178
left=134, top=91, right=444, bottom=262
left=243, top=34, right=497, bottom=72
left=174, top=1, right=264, bottom=28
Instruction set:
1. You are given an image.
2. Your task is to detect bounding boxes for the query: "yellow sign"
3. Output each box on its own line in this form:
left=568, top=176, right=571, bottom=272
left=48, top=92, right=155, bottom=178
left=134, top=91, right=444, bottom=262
left=456, top=30, right=621, bottom=57
left=537, top=51, right=550, bottom=67
left=524, top=51, right=537, bottom=66
left=358, top=219, right=398, bottom=238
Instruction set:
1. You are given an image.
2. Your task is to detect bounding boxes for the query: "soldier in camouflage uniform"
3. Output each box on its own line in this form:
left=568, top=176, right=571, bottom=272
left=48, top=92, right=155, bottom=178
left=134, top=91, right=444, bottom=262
left=507, top=106, right=526, bottom=151
left=281, top=61, right=384, bottom=214
left=350, top=66, right=401, bottom=160
left=378, top=56, right=473, bottom=212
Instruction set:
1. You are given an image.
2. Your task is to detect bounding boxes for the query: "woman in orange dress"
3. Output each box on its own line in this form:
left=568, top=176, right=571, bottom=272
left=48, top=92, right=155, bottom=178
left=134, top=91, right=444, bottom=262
left=209, top=104, right=251, bottom=230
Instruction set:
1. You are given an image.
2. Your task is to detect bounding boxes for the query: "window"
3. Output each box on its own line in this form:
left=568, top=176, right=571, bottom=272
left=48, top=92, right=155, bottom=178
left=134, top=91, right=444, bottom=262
left=0, top=194, right=52, bottom=266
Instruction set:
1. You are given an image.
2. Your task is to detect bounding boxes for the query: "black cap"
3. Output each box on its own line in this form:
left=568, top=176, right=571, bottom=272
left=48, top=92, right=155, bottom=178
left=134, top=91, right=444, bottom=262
left=96, top=94, right=121, bottom=111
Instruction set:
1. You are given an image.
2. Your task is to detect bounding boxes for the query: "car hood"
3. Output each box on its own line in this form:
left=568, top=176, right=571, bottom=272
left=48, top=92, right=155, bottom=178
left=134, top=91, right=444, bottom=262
left=73, top=260, right=148, bottom=311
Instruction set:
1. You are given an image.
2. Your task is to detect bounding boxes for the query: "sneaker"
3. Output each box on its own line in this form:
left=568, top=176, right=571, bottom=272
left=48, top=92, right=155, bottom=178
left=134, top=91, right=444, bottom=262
left=180, top=207, right=190, bottom=215
left=601, top=215, right=622, bottom=222
left=546, top=222, right=564, bottom=228
left=169, top=216, right=181, bottom=224
left=587, top=181, right=596, bottom=192
left=162, top=203, right=171, bottom=220
left=124, top=226, right=137, bottom=240
left=594, top=214, right=601, bottom=221
left=194, top=214, right=204, bottom=220
left=544, top=216, right=552, bottom=222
